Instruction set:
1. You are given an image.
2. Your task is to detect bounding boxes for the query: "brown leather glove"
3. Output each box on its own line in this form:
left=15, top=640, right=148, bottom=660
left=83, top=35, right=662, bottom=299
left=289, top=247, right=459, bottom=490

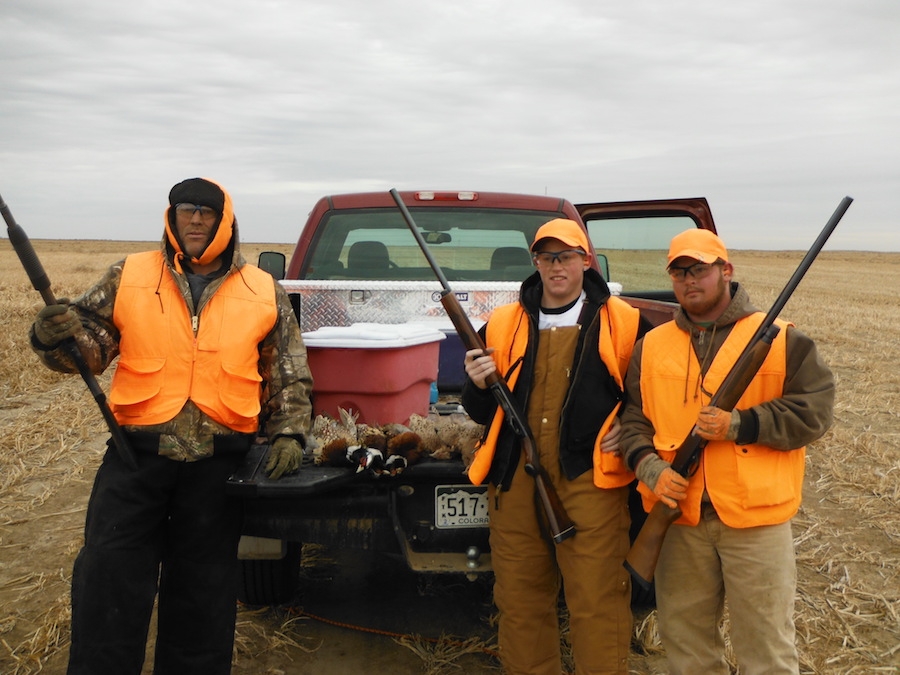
left=695, top=406, right=740, bottom=442
left=635, top=454, right=690, bottom=509
left=266, top=437, right=304, bottom=480
left=33, top=299, right=82, bottom=347
left=652, top=467, right=689, bottom=509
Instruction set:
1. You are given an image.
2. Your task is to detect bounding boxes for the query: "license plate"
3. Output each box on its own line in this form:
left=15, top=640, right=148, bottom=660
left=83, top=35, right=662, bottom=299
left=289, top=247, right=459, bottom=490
left=435, top=485, right=489, bottom=529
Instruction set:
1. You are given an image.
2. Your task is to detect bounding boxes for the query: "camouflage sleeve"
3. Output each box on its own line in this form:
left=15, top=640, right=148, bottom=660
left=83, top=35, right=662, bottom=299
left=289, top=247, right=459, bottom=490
left=30, top=261, right=124, bottom=375
left=259, top=281, right=314, bottom=445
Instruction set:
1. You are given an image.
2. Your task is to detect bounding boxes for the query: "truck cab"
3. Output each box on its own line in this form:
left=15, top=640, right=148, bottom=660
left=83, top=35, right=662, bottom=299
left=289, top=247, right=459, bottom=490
left=231, top=190, right=716, bottom=606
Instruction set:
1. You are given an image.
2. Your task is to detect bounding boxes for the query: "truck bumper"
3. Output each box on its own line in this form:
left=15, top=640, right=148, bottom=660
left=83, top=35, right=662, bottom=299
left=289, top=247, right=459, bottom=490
left=228, top=445, right=492, bottom=577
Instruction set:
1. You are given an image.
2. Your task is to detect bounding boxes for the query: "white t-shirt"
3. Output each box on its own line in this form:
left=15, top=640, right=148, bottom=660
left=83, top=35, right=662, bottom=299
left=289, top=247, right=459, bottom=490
left=538, top=291, right=586, bottom=329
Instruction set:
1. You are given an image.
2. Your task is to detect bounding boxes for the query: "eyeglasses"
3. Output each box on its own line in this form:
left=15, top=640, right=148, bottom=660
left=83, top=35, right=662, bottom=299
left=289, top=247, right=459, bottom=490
left=532, top=249, right=586, bottom=267
left=667, top=261, right=722, bottom=281
left=174, top=203, right=218, bottom=221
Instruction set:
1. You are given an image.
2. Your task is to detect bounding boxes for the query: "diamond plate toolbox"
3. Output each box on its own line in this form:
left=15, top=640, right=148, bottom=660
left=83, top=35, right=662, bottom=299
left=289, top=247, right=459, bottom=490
left=281, top=280, right=521, bottom=332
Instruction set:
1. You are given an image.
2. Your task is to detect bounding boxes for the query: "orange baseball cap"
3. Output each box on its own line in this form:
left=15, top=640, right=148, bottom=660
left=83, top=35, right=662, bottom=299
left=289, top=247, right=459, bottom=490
left=667, top=229, right=728, bottom=266
left=531, top=218, right=591, bottom=253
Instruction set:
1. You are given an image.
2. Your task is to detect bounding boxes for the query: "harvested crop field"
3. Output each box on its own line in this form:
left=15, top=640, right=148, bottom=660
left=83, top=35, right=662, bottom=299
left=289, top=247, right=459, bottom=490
left=0, top=240, right=898, bottom=674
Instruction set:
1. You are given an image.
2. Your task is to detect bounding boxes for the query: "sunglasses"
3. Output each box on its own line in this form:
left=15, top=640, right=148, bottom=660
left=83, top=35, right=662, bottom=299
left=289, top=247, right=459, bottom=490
left=174, top=203, right=218, bottom=221
left=667, top=261, right=723, bottom=281
left=532, top=249, right=586, bottom=266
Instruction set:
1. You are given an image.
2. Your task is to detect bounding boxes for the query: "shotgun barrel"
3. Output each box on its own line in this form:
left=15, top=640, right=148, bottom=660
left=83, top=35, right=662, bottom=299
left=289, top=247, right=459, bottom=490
left=1, top=192, right=138, bottom=471
left=389, top=188, right=575, bottom=543
left=624, top=196, right=853, bottom=588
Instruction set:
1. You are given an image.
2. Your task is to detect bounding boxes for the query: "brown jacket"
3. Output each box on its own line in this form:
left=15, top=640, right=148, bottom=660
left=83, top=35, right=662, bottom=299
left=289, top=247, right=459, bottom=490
left=620, top=282, right=834, bottom=523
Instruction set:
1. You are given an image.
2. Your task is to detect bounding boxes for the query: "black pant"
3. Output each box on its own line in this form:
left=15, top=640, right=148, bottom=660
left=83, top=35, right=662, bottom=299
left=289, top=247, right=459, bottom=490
left=67, top=441, right=244, bottom=675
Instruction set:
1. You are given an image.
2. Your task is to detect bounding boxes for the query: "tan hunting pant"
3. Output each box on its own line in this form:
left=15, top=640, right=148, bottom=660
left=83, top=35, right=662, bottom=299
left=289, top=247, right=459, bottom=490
left=656, top=507, right=798, bottom=675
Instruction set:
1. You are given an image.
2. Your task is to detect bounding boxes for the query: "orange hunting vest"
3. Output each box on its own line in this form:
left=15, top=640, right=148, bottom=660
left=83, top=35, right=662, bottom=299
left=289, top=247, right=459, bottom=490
left=638, top=314, right=805, bottom=528
left=468, top=296, right=640, bottom=489
left=108, top=251, right=278, bottom=433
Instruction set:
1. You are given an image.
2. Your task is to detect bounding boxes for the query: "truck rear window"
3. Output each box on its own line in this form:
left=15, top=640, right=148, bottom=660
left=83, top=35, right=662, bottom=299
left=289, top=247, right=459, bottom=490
left=302, top=207, right=559, bottom=282
left=584, top=214, right=698, bottom=295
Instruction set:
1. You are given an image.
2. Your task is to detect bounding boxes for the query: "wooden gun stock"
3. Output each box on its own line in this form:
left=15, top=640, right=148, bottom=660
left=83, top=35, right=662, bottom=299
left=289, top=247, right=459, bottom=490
left=623, top=196, right=852, bottom=589
left=624, top=327, right=778, bottom=588
left=1, top=192, right=138, bottom=471
left=389, top=188, right=575, bottom=543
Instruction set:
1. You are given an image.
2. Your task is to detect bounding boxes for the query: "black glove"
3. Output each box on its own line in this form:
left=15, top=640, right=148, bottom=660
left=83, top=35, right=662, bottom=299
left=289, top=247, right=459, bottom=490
left=33, top=299, right=82, bottom=347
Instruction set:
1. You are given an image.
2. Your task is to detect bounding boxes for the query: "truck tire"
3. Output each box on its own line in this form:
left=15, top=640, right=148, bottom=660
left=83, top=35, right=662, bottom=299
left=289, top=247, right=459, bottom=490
left=237, top=541, right=303, bottom=606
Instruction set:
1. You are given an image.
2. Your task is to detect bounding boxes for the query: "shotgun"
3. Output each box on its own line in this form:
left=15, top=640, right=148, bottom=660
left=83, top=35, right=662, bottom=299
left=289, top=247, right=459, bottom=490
left=624, top=195, right=853, bottom=589
left=389, top=188, right=575, bottom=543
left=1, top=192, right=138, bottom=471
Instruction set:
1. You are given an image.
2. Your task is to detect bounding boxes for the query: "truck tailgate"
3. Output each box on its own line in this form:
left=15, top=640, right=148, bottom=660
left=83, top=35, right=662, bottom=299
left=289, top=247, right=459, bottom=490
left=227, top=445, right=357, bottom=497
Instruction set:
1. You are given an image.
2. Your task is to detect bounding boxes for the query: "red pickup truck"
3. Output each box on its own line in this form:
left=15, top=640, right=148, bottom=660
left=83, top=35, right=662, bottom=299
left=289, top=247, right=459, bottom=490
left=228, top=190, right=716, bottom=607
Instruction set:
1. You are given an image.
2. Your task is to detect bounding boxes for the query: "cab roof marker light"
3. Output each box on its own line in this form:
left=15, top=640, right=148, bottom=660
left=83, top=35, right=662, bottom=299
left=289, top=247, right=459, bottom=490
left=414, top=191, right=479, bottom=202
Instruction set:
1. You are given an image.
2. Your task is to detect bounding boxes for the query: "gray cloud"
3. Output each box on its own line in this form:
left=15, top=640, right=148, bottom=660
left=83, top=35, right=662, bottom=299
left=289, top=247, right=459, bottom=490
left=2, top=0, right=897, bottom=250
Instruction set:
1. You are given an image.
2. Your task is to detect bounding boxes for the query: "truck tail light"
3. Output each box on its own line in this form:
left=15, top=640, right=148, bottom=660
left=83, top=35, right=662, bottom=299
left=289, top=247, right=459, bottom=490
left=415, top=191, right=478, bottom=202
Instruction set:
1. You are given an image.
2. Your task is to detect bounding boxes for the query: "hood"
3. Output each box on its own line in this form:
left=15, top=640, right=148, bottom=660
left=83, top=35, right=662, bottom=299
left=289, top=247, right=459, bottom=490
left=163, top=177, right=237, bottom=272
left=673, top=282, right=758, bottom=333
left=161, top=217, right=244, bottom=273
left=673, top=281, right=760, bottom=404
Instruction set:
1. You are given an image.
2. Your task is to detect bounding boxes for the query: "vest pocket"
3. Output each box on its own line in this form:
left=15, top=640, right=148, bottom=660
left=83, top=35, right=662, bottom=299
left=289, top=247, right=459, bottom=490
left=654, top=436, right=680, bottom=464
left=217, top=361, right=263, bottom=421
left=597, top=449, right=630, bottom=476
left=109, top=357, right=165, bottom=407
left=734, top=445, right=797, bottom=508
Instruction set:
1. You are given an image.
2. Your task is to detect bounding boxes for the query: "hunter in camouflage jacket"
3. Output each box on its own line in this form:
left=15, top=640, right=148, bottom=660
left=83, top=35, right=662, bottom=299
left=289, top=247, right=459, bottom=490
left=31, top=223, right=313, bottom=462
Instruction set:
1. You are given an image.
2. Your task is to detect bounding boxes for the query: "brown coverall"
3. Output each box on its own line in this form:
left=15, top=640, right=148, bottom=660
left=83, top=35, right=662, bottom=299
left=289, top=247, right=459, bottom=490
left=489, top=326, right=632, bottom=675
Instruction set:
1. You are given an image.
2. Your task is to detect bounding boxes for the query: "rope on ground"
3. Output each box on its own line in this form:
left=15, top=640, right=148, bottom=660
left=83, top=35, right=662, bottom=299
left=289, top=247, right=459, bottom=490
left=287, top=606, right=500, bottom=658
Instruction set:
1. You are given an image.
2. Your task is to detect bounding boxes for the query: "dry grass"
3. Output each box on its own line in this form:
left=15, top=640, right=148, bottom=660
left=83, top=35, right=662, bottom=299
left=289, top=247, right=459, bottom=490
left=732, top=250, right=900, bottom=674
left=394, top=633, right=500, bottom=675
left=0, top=241, right=898, bottom=674
left=233, top=607, right=321, bottom=660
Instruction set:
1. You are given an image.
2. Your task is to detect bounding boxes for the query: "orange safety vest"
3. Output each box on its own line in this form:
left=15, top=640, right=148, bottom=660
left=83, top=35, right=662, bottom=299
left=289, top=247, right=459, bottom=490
left=108, top=251, right=278, bottom=433
left=468, top=296, right=640, bottom=488
left=637, top=314, right=805, bottom=528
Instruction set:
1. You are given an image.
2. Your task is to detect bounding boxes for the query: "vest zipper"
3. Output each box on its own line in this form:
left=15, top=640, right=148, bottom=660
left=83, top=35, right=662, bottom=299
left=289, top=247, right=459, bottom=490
left=192, top=314, right=199, bottom=334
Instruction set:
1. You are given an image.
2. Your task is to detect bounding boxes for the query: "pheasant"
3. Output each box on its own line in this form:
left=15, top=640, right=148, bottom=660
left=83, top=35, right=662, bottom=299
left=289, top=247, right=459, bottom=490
left=312, top=408, right=359, bottom=466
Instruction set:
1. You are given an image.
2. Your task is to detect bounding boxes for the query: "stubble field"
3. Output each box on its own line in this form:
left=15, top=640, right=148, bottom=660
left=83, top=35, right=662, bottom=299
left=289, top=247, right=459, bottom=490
left=0, top=240, right=898, bottom=674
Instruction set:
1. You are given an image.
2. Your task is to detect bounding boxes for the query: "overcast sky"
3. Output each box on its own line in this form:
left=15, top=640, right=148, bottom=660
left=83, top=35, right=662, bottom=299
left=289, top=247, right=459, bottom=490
left=2, top=0, right=897, bottom=250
